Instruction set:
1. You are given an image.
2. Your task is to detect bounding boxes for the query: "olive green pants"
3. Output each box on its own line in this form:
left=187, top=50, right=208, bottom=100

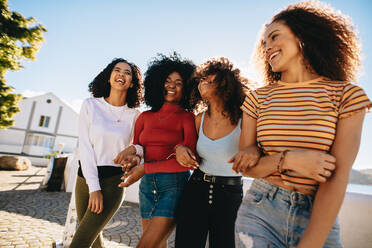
left=70, top=174, right=125, bottom=248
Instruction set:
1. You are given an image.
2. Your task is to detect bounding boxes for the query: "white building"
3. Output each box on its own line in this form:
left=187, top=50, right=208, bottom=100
left=0, top=93, right=79, bottom=157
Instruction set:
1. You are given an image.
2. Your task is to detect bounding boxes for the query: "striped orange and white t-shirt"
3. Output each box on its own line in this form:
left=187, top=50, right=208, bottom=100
left=241, top=77, right=372, bottom=190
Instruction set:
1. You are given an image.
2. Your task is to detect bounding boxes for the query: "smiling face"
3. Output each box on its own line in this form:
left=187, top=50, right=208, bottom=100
left=163, top=71, right=183, bottom=105
left=198, top=74, right=217, bottom=101
left=263, top=21, right=303, bottom=73
left=109, top=62, right=133, bottom=91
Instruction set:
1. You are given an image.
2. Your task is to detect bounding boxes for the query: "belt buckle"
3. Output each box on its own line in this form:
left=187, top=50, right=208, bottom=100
left=203, top=174, right=215, bottom=183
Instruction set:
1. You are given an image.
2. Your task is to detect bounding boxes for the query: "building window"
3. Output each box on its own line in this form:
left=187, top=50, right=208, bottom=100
left=33, top=135, right=39, bottom=146
left=25, top=134, right=54, bottom=148
left=45, top=116, right=50, bottom=127
left=26, top=134, right=33, bottom=145
left=39, top=115, right=51, bottom=128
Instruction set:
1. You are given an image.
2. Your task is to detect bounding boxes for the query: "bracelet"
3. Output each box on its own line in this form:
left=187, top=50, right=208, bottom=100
left=134, top=154, right=142, bottom=161
left=166, top=153, right=176, bottom=160
left=277, top=150, right=289, bottom=174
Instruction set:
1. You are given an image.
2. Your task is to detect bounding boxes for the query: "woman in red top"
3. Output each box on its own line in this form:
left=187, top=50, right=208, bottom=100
left=118, top=53, right=197, bottom=248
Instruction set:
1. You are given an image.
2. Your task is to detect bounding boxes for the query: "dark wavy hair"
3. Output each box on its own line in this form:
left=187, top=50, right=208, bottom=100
left=190, top=58, right=246, bottom=125
left=144, top=52, right=196, bottom=112
left=88, top=58, right=142, bottom=108
left=254, top=0, right=361, bottom=85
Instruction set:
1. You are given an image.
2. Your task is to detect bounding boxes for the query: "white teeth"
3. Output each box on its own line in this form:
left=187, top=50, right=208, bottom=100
left=116, top=79, right=124, bottom=83
left=167, top=91, right=176, bottom=95
left=270, top=51, right=280, bottom=61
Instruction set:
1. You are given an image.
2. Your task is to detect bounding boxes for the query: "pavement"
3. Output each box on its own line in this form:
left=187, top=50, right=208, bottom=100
left=0, top=165, right=176, bottom=248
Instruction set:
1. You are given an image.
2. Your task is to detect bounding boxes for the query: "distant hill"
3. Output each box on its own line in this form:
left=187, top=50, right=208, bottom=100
left=349, top=169, right=372, bottom=186
left=360, top=169, right=372, bottom=176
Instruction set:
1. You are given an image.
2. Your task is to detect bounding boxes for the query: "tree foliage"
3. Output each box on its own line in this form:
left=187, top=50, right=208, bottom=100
left=0, top=0, right=47, bottom=129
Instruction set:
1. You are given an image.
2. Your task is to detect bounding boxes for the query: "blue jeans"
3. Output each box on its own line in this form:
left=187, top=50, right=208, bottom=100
left=139, top=171, right=190, bottom=219
left=235, top=179, right=342, bottom=248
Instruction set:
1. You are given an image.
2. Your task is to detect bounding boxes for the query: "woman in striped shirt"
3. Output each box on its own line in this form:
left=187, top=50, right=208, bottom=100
left=234, top=1, right=371, bottom=248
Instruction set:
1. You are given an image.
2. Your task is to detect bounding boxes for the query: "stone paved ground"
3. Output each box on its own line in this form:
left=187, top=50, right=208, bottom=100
left=0, top=165, right=175, bottom=248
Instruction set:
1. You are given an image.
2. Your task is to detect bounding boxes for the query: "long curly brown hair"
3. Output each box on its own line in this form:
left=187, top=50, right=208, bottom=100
left=254, top=0, right=361, bottom=85
left=190, top=58, right=247, bottom=125
left=144, top=52, right=195, bottom=112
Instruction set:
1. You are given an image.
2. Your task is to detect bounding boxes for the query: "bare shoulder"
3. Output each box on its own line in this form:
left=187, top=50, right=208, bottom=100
left=195, top=112, right=204, bottom=133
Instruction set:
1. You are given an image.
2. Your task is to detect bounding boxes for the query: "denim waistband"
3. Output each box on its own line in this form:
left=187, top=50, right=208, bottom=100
left=250, top=179, right=314, bottom=206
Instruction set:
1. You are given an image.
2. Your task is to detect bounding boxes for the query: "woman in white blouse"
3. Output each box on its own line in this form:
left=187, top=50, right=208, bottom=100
left=70, top=58, right=143, bottom=248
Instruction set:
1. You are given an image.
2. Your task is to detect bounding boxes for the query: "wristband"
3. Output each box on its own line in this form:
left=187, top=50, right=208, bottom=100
left=133, top=144, right=144, bottom=159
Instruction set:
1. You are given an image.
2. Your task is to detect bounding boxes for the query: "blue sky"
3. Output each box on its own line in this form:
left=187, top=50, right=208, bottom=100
left=5, top=0, right=372, bottom=170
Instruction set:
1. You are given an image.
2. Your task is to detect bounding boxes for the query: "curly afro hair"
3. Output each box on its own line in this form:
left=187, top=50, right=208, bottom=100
left=144, top=52, right=196, bottom=112
left=88, top=58, right=142, bottom=108
left=190, top=57, right=247, bottom=125
left=254, top=0, right=361, bottom=85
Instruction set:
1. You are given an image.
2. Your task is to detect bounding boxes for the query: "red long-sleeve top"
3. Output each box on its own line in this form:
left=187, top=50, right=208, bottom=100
left=133, top=104, right=197, bottom=174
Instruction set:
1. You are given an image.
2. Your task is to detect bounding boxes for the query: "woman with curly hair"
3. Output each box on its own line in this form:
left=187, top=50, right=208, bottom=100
left=174, top=58, right=249, bottom=248
left=70, top=58, right=143, bottom=247
left=234, top=1, right=372, bottom=248
left=118, top=53, right=197, bottom=248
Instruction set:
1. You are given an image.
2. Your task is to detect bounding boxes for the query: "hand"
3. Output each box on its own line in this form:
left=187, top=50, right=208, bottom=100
left=175, top=145, right=198, bottom=169
left=88, top=190, right=103, bottom=214
left=113, top=145, right=136, bottom=165
left=118, top=164, right=145, bottom=187
left=230, top=146, right=260, bottom=174
left=121, top=154, right=141, bottom=173
left=283, top=150, right=336, bottom=183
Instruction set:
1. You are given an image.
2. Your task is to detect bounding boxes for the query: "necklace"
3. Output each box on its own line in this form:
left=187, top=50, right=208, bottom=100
left=206, top=111, right=228, bottom=126
left=108, top=105, right=125, bottom=123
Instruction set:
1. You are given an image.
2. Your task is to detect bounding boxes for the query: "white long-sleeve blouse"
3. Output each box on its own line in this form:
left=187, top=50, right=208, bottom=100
left=78, top=97, right=140, bottom=193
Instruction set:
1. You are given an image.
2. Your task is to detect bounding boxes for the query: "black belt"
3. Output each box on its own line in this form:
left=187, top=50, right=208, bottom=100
left=191, top=169, right=242, bottom=186
left=78, top=161, right=123, bottom=179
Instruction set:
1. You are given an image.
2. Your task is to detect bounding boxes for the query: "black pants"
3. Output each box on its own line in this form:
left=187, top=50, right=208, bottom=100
left=175, top=172, right=243, bottom=248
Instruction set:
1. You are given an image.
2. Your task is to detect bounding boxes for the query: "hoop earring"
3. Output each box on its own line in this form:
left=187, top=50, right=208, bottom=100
left=299, top=41, right=304, bottom=51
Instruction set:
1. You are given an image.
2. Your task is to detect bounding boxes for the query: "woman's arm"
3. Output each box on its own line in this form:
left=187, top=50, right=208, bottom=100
left=298, top=110, right=366, bottom=248
left=175, top=113, right=202, bottom=168
left=119, top=163, right=145, bottom=188
left=113, top=145, right=137, bottom=165
left=78, top=100, right=103, bottom=214
left=231, top=112, right=260, bottom=173
left=78, top=100, right=100, bottom=193
left=244, top=150, right=336, bottom=182
left=176, top=113, right=198, bottom=154
left=235, top=113, right=336, bottom=181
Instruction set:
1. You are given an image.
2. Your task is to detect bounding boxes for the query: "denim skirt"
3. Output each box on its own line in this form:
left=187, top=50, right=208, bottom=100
left=235, top=179, right=342, bottom=248
left=139, top=171, right=190, bottom=219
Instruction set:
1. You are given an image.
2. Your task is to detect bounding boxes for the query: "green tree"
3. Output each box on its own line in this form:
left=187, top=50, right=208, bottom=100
left=0, top=0, right=47, bottom=129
